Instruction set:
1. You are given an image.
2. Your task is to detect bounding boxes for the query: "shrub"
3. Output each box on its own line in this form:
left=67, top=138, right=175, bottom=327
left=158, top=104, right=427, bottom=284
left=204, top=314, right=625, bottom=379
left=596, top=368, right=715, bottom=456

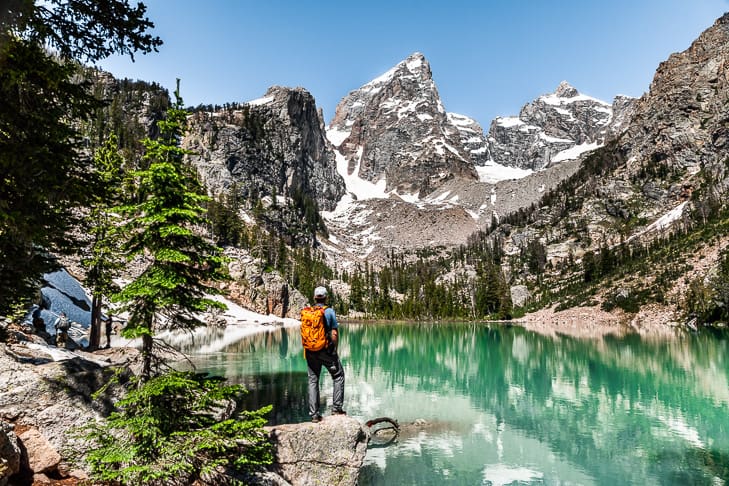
left=83, top=370, right=273, bottom=485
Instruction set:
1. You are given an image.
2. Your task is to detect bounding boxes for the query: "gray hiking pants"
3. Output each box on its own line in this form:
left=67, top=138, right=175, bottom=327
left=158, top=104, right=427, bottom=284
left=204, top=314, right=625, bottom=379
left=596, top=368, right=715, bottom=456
left=306, top=347, right=345, bottom=417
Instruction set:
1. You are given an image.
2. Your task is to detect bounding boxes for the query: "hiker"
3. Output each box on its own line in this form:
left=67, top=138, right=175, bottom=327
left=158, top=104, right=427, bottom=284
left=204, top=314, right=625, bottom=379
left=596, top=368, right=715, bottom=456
left=105, top=314, right=113, bottom=349
left=54, top=312, right=70, bottom=348
left=301, top=286, right=345, bottom=422
left=31, top=307, right=45, bottom=333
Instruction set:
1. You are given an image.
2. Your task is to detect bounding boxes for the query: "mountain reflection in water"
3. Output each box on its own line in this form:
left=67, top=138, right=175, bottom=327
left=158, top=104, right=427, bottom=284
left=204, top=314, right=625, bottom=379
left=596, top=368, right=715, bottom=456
left=181, top=322, right=729, bottom=485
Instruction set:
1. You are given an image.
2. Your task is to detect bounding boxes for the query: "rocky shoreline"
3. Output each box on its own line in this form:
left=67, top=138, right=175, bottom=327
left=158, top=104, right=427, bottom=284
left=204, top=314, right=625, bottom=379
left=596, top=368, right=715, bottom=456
left=0, top=333, right=369, bottom=486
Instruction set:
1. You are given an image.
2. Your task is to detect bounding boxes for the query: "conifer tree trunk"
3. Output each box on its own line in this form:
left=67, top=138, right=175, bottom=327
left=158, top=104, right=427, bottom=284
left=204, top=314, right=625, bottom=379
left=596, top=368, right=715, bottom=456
left=89, top=294, right=102, bottom=350
left=141, top=333, right=153, bottom=382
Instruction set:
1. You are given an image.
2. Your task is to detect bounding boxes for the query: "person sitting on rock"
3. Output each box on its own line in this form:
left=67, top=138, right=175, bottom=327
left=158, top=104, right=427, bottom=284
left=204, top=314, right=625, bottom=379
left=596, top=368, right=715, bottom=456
left=54, top=312, right=70, bottom=348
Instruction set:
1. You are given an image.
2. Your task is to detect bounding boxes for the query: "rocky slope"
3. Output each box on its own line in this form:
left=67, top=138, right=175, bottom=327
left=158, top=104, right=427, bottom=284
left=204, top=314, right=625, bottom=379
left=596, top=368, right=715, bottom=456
left=0, top=341, right=370, bottom=486
left=488, top=12, right=729, bottom=316
left=184, top=86, right=346, bottom=212
left=620, top=12, right=729, bottom=200
left=588, top=12, right=729, bottom=245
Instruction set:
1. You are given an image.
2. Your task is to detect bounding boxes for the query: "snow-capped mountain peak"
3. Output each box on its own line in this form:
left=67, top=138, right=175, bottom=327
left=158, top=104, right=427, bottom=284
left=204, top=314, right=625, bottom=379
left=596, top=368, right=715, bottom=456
left=328, top=52, right=476, bottom=199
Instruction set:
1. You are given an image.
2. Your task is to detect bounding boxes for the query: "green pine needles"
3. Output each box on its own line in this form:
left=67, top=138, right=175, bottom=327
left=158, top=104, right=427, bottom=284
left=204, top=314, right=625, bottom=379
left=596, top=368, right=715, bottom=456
left=113, top=81, right=228, bottom=379
left=84, top=371, right=273, bottom=485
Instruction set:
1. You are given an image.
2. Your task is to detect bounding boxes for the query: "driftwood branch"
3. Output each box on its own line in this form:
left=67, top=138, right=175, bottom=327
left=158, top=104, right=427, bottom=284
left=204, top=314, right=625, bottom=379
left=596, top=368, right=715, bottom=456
left=365, top=417, right=400, bottom=434
left=365, top=417, right=400, bottom=448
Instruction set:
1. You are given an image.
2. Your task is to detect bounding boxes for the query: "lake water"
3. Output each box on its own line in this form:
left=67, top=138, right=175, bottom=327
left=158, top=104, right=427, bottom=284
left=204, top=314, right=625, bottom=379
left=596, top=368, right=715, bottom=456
left=181, top=322, right=729, bottom=485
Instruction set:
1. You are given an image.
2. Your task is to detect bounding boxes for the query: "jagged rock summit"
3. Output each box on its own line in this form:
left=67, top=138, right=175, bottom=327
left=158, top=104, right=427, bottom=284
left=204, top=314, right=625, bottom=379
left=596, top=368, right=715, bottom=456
left=328, top=52, right=478, bottom=198
left=487, top=81, right=635, bottom=171
left=319, top=55, right=625, bottom=264
left=184, top=85, right=346, bottom=213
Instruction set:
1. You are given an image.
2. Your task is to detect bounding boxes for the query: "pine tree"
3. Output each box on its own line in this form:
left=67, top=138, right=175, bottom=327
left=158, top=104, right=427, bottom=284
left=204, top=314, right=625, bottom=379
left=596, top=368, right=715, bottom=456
left=0, top=0, right=161, bottom=314
left=113, top=82, right=228, bottom=380
left=83, top=134, right=126, bottom=350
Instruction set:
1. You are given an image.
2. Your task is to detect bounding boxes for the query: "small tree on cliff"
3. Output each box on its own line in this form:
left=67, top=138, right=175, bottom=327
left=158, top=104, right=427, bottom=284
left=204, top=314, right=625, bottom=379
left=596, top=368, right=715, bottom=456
left=114, top=82, right=227, bottom=380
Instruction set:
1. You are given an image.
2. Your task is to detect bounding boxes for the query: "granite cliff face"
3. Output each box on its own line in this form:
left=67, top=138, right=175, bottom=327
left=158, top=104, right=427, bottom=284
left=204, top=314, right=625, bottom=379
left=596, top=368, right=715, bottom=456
left=184, top=86, right=346, bottom=212
left=593, top=12, right=729, bottom=235
left=486, top=81, right=634, bottom=171
left=328, top=52, right=478, bottom=197
left=621, top=12, right=729, bottom=192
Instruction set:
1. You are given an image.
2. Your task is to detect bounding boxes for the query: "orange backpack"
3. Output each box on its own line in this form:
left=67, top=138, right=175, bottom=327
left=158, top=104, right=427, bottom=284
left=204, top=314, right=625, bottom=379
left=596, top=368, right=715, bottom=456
left=300, top=305, right=328, bottom=352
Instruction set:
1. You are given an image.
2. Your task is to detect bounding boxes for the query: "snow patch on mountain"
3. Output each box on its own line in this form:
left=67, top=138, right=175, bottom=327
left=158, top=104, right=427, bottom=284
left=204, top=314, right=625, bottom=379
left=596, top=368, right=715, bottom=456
left=247, top=95, right=274, bottom=106
left=487, top=81, right=619, bottom=171
left=551, top=141, right=602, bottom=163
left=330, top=143, right=389, bottom=201
left=476, top=162, right=533, bottom=184
left=626, top=202, right=688, bottom=243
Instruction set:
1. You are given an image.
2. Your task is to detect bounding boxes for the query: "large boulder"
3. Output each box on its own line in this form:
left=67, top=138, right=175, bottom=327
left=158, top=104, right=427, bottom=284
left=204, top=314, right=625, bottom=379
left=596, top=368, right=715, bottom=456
left=17, top=427, right=61, bottom=474
left=266, top=416, right=369, bottom=486
left=0, top=343, right=128, bottom=479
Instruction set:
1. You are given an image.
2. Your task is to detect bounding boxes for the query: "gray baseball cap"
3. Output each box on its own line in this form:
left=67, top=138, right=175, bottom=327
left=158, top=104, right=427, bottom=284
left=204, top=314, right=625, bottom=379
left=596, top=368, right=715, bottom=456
left=314, top=286, right=328, bottom=298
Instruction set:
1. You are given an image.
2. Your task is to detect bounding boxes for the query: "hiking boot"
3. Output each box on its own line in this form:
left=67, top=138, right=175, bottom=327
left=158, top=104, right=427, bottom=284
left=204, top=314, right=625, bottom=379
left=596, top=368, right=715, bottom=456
left=311, top=414, right=322, bottom=423
left=331, top=409, right=347, bottom=416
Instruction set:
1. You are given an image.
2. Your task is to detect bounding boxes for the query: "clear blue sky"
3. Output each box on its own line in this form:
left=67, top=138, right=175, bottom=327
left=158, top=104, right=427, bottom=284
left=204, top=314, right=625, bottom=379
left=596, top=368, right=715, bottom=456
left=98, top=0, right=729, bottom=128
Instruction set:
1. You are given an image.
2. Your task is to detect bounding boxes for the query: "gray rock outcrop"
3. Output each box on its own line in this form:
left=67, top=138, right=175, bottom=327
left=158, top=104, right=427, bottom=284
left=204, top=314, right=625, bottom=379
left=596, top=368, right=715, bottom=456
left=0, top=422, right=20, bottom=486
left=620, top=12, right=729, bottom=201
left=0, top=343, right=128, bottom=482
left=266, top=416, right=369, bottom=486
left=447, top=112, right=490, bottom=166
left=184, top=86, right=346, bottom=212
left=510, top=285, right=531, bottom=308
left=328, top=52, right=478, bottom=197
left=568, top=12, right=729, bottom=248
left=225, top=249, right=308, bottom=319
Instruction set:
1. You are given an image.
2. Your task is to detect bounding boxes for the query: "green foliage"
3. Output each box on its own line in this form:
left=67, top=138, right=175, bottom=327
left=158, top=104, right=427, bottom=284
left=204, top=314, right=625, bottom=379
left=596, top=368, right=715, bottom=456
left=686, top=248, right=729, bottom=324
left=87, top=75, right=170, bottom=163
left=12, top=0, right=162, bottom=63
left=712, top=250, right=729, bottom=322
left=208, top=185, right=246, bottom=247
left=340, top=247, right=512, bottom=321
left=290, top=186, right=328, bottom=238
left=113, top=85, right=228, bottom=378
left=684, top=276, right=714, bottom=319
left=0, top=36, right=98, bottom=313
left=0, top=0, right=160, bottom=314
left=84, top=371, right=273, bottom=485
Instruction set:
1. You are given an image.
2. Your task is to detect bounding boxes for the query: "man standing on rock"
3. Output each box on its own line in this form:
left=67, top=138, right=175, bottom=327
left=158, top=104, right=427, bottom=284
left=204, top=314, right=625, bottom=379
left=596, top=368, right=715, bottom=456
left=301, top=286, right=345, bottom=422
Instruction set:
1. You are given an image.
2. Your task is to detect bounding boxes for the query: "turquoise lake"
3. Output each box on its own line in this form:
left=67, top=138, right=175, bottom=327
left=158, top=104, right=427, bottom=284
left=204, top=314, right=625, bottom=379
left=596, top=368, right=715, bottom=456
left=182, top=322, right=729, bottom=485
